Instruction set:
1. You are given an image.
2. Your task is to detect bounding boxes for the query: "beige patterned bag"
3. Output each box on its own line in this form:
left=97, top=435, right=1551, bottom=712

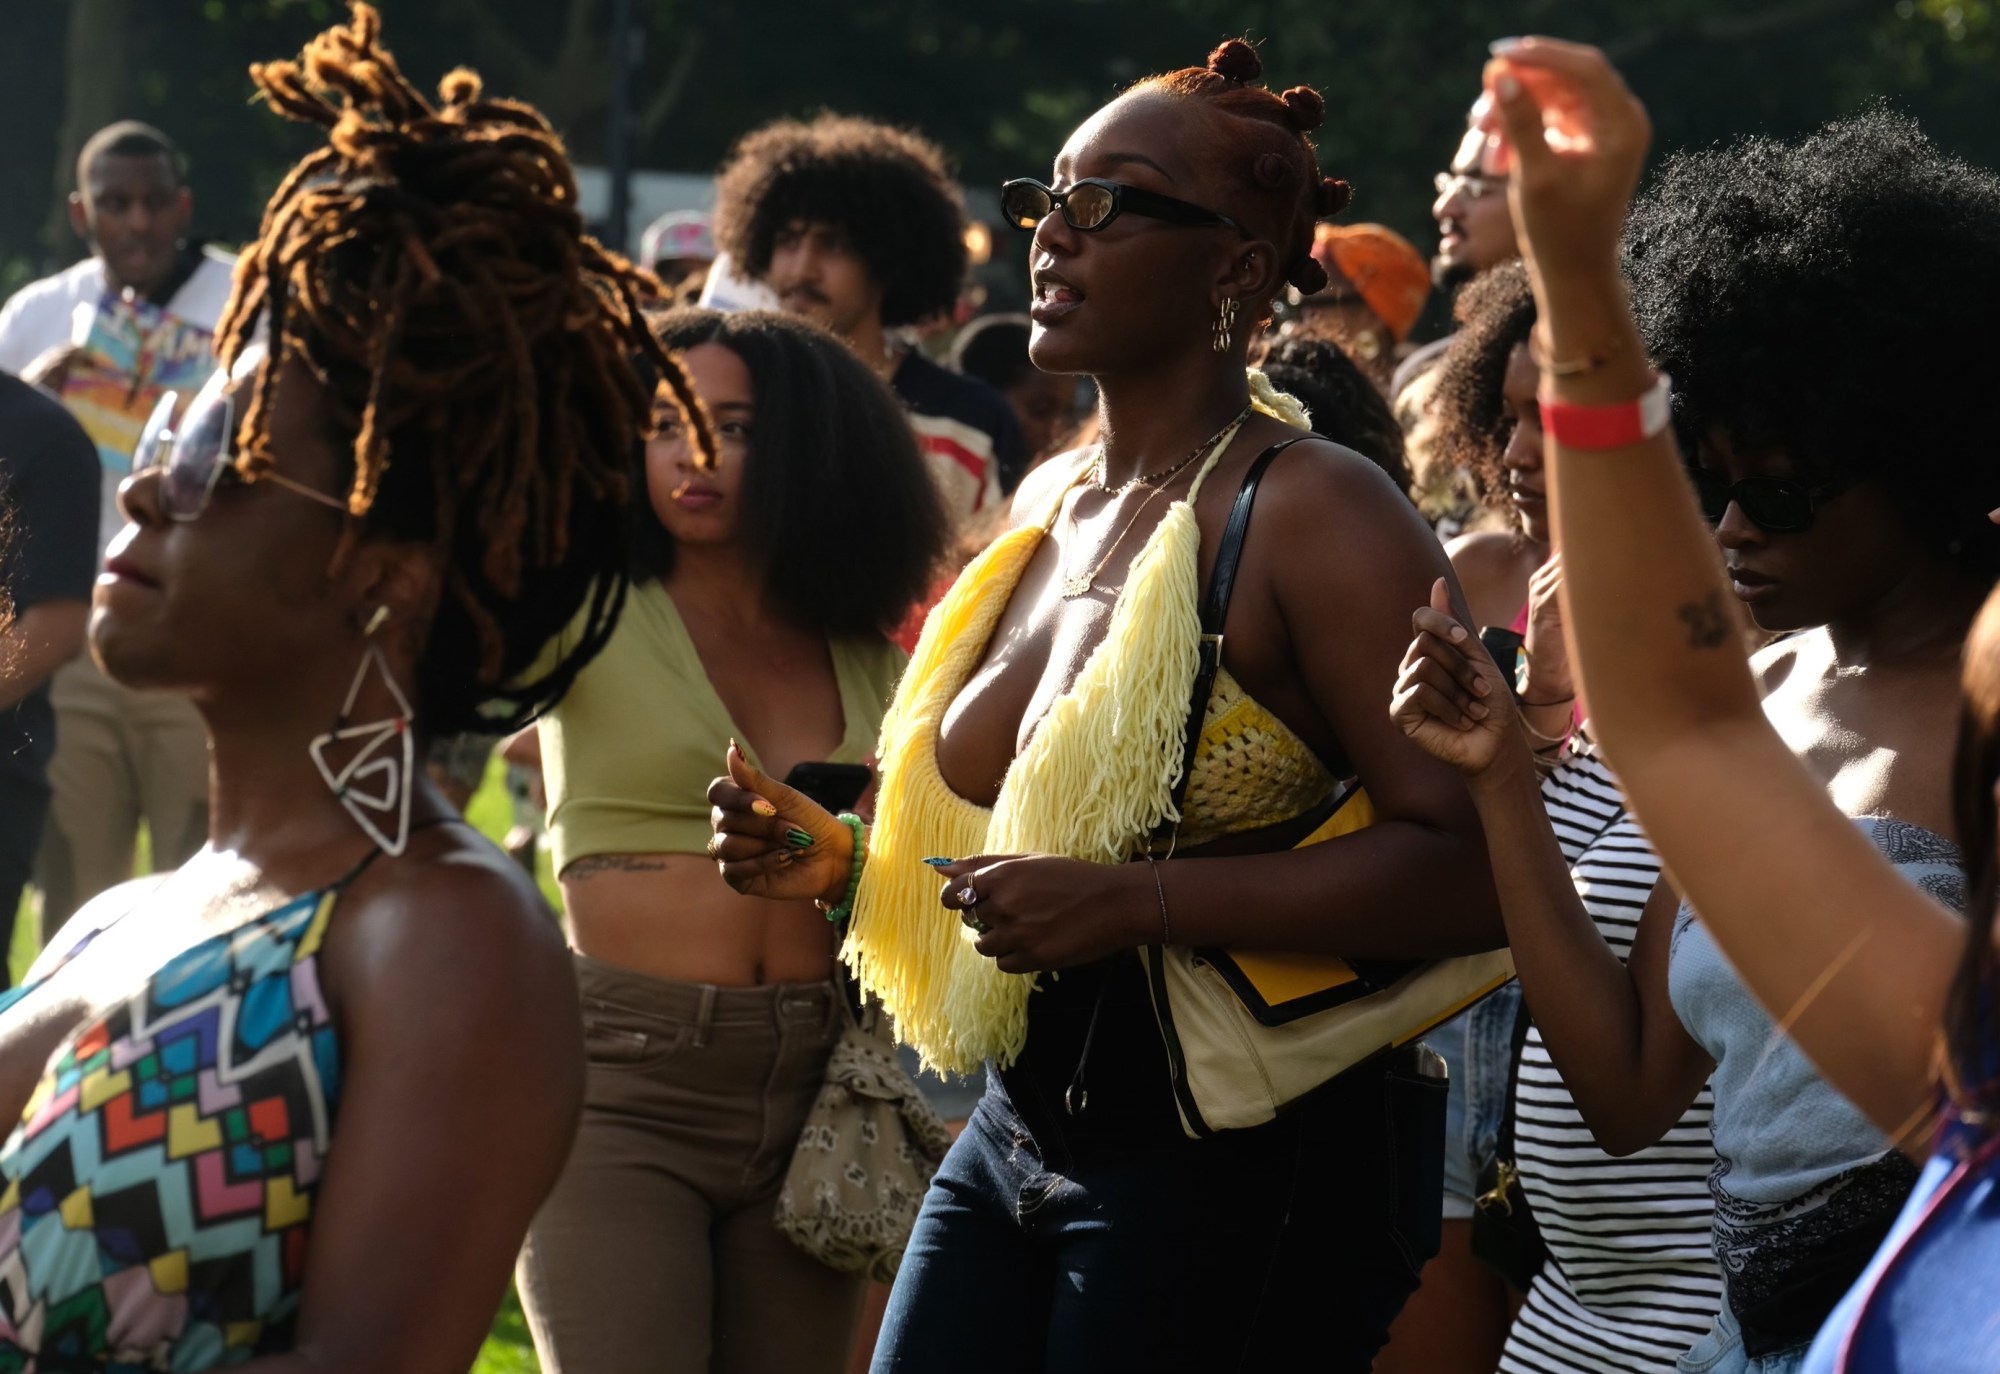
left=775, top=987, right=954, bottom=1282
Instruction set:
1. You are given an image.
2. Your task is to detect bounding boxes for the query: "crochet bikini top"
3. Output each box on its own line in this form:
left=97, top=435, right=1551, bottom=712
left=846, top=383, right=1336, bottom=1076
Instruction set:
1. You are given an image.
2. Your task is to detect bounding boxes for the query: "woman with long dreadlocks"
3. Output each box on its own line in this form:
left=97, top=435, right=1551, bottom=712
left=0, top=7, right=704, bottom=1369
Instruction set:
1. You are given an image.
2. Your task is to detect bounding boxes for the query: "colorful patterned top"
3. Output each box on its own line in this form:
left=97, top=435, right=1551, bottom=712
left=0, top=880, right=349, bottom=1371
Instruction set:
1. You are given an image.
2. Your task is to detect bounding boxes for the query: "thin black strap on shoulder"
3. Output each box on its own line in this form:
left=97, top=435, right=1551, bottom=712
left=1202, top=437, right=1307, bottom=636
left=1151, top=437, right=1311, bottom=851
left=327, top=815, right=473, bottom=891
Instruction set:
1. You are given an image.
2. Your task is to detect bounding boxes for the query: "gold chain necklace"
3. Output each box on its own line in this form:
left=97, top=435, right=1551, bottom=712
left=1057, top=484, right=1172, bottom=599
left=1088, top=404, right=1252, bottom=496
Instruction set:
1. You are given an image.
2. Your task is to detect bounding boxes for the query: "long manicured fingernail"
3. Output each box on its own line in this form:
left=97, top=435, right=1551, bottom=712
left=751, top=798, right=778, bottom=817
left=1489, top=37, right=1523, bottom=55
left=921, top=857, right=955, bottom=868
left=786, top=828, right=815, bottom=849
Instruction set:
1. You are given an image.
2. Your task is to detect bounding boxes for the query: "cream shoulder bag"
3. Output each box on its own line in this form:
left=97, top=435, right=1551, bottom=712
left=1140, top=439, right=1514, bottom=1138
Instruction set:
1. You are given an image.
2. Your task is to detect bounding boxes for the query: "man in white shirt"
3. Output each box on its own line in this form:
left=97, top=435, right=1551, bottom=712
left=0, top=121, right=235, bottom=936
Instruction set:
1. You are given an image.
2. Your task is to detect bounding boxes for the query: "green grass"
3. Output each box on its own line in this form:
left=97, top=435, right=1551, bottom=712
left=11, top=758, right=547, bottom=1371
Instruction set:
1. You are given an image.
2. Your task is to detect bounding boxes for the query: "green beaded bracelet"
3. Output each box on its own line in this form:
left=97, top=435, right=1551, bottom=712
left=819, top=812, right=867, bottom=924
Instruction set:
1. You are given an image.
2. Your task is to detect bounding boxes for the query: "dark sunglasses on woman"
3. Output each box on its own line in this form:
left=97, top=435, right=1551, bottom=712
left=134, top=366, right=348, bottom=522
left=1000, top=177, right=1249, bottom=238
left=1685, top=465, right=1851, bottom=535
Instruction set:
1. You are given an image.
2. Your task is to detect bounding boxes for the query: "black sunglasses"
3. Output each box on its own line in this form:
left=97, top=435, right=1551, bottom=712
left=1686, top=466, right=1851, bottom=534
left=999, top=178, right=1249, bottom=238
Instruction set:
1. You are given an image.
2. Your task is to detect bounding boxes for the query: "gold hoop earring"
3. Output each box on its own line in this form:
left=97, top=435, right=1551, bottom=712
left=1212, top=297, right=1239, bottom=354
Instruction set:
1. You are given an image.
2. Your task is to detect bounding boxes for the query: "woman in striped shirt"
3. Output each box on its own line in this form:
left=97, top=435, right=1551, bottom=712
left=1414, top=261, right=1723, bottom=1373
left=1395, top=97, right=1980, bottom=1373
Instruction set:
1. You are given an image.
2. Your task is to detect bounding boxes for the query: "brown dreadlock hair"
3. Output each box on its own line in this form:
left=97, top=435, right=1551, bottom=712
left=216, top=2, right=713, bottom=736
left=1133, top=40, right=1352, bottom=300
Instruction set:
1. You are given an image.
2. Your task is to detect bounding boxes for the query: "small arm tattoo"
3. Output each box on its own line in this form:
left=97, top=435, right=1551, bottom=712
left=563, top=854, right=671, bottom=879
left=1677, top=591, right=1731, bottom=649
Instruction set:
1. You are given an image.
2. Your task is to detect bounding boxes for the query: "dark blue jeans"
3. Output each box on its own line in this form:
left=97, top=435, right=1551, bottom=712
left=873, top=1048, right=1445, bottom=1372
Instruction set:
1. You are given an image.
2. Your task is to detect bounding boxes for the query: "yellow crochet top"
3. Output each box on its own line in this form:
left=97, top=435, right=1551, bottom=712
left=846, top=378, right=1336, bottom=1075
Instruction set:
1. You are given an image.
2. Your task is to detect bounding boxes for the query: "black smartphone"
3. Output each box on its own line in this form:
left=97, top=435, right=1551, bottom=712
left=782, top=761, right=872, bottom=814
left=1479, top=626, right=1525, bottom=690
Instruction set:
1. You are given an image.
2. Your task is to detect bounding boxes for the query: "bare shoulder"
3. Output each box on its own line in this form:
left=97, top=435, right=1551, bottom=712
left=1749, top=627, right=1820, bottom=698
left=1444, top=528, right=1523, bottom=579
left=1445, top=529, right=1538, bottom=628
left=321, top=827, right=572, bottom=1025
left=1249, top=434, right=1443, bottom=567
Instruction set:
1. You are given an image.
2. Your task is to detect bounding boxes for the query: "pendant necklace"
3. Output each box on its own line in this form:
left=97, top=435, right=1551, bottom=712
left=1058, top=405, right=1253, bottom=599
left=1057, top=485, right=1171, bottom=599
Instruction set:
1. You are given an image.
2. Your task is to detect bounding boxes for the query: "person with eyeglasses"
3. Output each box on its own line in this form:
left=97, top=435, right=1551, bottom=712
left=1390, top=90, right=1531, bottom=551
left=707, top=38, right=1501, bottom=1374
left=1391, top=66, right=1991, bottom=1374
left=0, top=9, right=697, bottom=1369
left=1432, top=92, right=1520, bottom=296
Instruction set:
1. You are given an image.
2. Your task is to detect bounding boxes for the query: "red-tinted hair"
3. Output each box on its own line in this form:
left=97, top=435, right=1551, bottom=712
left=1131, top=39, right=1351, bottom=294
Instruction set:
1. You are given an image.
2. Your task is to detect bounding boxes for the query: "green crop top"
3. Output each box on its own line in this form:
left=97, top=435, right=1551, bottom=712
left=540, top=580, right=906, bottom=873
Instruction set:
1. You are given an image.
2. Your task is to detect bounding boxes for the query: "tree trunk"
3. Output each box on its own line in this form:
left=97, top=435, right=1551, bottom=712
left=42, top=0, right=136, bottom=263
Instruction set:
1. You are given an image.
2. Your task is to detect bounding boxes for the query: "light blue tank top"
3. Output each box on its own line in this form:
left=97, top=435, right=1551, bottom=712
left=1667, top=815, right=1964, bottom=1347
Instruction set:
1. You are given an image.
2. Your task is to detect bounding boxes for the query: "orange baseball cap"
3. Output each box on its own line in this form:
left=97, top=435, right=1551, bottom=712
left=1311, top=222, right=1430, bottom=342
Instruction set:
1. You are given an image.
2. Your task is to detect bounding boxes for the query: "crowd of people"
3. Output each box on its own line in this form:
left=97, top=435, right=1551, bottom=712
left=0, top=6, right=1992, bottom=1372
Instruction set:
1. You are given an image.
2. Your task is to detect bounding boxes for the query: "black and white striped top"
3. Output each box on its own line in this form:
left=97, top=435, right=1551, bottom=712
left=1498, top=737, right=1725, bottom=1374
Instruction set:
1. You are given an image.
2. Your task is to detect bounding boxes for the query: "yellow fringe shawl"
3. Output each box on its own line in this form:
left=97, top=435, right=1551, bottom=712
left=845, top=374, right=1309, bottom=1074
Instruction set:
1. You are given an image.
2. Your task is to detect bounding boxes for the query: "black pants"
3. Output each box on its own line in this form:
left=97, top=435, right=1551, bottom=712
left=873, top=955, right=1446, bottom=1373
left=0, top=775, right=50, bottom=987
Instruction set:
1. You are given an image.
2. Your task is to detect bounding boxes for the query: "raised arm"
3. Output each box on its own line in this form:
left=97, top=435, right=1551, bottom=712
left=1487, top=37, right=1960, bottom=1139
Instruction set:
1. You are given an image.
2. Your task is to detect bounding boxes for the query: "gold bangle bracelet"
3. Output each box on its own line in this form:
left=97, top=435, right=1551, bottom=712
left=1530, top=325, right=1615, bottom=378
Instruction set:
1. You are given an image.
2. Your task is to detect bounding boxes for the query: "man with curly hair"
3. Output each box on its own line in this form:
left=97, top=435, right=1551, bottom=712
left=713, top=114, right=1025, bottom=517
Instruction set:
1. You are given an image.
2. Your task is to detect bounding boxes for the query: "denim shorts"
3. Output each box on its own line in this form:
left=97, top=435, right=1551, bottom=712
left=1429, top=980, right=1521, bottom=1219
left=1677, top=1304, right=1810, bottom=1374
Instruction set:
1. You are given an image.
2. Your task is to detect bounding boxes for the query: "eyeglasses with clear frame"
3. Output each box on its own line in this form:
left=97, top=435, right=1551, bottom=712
left=1433, top=171, right=1506, bottom=202
left=133, top=372, right=349, bottom=522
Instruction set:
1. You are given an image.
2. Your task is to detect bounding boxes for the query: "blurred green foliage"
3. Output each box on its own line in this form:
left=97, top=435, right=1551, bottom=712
left=2, top=0, right=1995, bottom=320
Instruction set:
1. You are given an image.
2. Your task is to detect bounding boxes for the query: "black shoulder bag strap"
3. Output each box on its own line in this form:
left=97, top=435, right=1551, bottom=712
left=1149, top=436, right=1309, bottom=854
left=1470, top=994, right=1549, bottom=1291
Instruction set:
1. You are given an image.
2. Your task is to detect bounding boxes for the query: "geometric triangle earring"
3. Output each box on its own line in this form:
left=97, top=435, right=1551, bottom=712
left=308, top=607, right=414, bottom=856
